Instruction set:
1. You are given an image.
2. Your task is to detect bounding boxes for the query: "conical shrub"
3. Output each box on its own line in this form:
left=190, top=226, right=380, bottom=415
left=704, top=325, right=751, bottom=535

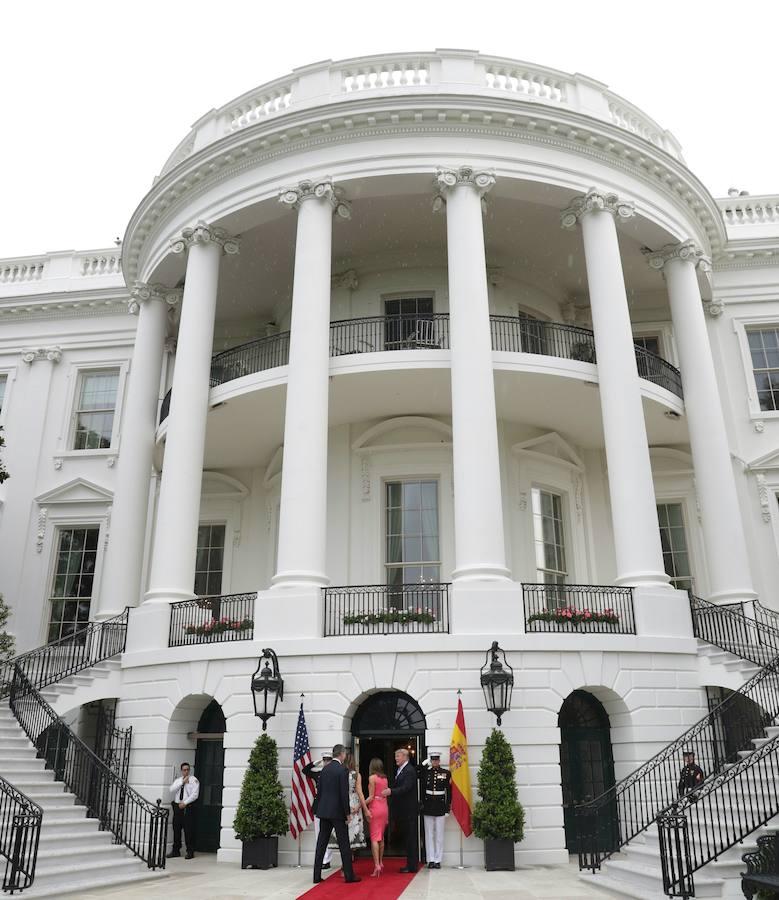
left=472, top=728, right=525, bottom=842
left=233, top=732, right=289, bottom=841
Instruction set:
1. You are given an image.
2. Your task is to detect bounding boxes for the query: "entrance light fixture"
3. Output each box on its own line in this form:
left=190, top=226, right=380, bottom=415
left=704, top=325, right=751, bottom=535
left=480, top=641, right=514, bottom=726
left=251, top=648, right=284, bottom=731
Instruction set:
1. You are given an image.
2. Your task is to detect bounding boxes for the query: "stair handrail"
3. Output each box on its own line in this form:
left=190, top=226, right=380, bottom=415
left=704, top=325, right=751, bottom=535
left=576, top=595, right=779, bottom=871
left=658, top=731, right=779, bottom=898
left=688, top=593, right=779, bottom=665
left=0, top=774, right=42, bottom=895
left=0, top=609, right=129, bottom=700
left=9, top=665, right=167, bottom=870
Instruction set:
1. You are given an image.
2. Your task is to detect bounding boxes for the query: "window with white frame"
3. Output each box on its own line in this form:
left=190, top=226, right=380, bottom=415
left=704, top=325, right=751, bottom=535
left=47, top=526, right=99, bottom=642
left=633, top=335, right=661, bottom=356
left=383, top=297, right=434, bottom=349
left=194, top=523, right=226, bottom=596
left=657, top=502, right=693, bottom=591
left=0, top=374, right=7, bottom=416
left=385, top=480, right=440, bottom=587
left=747, top=328, right=779, bottom=411
left=532, top=488, right=567, bottom=585
left=72, top=369, right=120, bottom=450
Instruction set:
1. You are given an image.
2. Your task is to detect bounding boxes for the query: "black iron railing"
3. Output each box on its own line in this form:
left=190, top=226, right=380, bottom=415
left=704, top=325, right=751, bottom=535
left=0, top=775, right=41, bottom=894
left=490, top=316, right=597, bottom=360
left=210, top=332, right=291, bottom=387
left=323, top=584, right=451, bottom=636
left=634, top=345, right=684, bottom=397
left=0, top=609, right=128, bottom=701
left=689, top=593, right=776, bottom=666
left=330, top=314, right=450, bottom=354
left=95, top=703, right=132, bottom=782
left=9, top=667, right=167, bottom=871
left=658, top=733, right=779, bottom=898
left=159, top=389, right=171, bottom=424
left=168, top=593, right=256, bottom=647
left=576, top=596, right=779, bottom=874
left=522, top=583, right=635, bottom=634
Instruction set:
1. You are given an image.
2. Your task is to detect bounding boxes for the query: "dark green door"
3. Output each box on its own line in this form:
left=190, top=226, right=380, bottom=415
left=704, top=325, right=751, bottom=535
left=559, top=691, right=617, bottom=853
left=194, top=699, right=225, bottom=853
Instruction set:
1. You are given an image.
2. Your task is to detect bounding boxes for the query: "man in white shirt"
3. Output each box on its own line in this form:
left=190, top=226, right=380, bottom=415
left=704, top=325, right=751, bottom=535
left=168, top=762, right=200, bottom=859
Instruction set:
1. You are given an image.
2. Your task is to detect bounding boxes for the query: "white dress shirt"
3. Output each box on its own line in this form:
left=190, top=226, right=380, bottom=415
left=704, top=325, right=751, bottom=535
left=169, top=775, right=200, bottom=806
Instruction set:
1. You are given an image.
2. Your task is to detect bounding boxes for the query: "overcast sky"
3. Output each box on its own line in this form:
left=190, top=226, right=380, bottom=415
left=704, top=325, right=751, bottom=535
left=2, top=1, right=776, bottom=259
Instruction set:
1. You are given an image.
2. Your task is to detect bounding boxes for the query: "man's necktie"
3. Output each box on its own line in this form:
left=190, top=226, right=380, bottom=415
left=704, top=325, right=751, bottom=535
left=179, top=782, right=185, bottom=802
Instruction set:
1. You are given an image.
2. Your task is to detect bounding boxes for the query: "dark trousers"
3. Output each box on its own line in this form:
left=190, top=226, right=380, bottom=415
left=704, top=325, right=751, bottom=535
left=396, top=814, right=419, bottom=869
left=314, top=817, right=353, bottom=881
left=171, top=803, right=196, bottom=853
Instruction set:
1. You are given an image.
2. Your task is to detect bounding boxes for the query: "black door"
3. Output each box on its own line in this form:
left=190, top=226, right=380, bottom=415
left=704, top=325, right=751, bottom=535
left=559, top=691, right=617, bottom=853
left=194, top=699, right=225, bottom=853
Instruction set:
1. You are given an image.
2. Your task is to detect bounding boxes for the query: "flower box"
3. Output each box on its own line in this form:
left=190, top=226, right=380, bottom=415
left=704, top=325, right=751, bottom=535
left=527, top=606, right=619, bottom=627
left=184, top=616, right=254, bottom=636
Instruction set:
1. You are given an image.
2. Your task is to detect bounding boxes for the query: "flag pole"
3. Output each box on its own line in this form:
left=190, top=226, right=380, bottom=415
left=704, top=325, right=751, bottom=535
left=455, top=689, right=470, bottom=870
left=292, top=693, right=305, bottom=869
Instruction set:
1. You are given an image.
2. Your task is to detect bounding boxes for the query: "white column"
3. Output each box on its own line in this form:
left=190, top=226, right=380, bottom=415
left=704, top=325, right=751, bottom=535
left=436, top=166, right=509, bottom=581
left=648, top=241, right=756, bottom=603
left=145, top=223, right=239, bottom=603
left=272, top=179, right=350, bottom=588
left=561, top=189, right=668, bottom=587
left=96, top=284, right=180, bottom=618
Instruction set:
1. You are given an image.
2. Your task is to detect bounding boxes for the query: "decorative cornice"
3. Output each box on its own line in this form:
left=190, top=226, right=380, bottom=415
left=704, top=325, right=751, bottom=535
left=170, top=221, right=240, bottom=256
left=128, top=282, right=183, bottom=315
left=21, top=346, right=62, bottom=364
left=433, top=165, right=495, bottom=211
left=331, top=269, right=359, bottom=290
left=278, top=177, right=351, bottom=219
left=756, top=473, right=773, bottom=523
left=645, top=240, right=711, bottom=273
left=561, top=188, right=635, bottom=229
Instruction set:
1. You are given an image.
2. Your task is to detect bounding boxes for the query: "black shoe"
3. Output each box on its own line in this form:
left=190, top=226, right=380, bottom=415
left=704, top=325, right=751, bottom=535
left=399, top=866, right=416, bottom=873
left=185, top=851, right=194, bottom=859
left=434, top=862, right=441, bottom=869
left=344, top=876, right=362, bottom=883
left=166, top=851, right=181, bottom=859
left=428, top=861, right=435, bottom=868
left=313, top=877, right=323, bottom=884
left=322, top=862, right=331, bottom=869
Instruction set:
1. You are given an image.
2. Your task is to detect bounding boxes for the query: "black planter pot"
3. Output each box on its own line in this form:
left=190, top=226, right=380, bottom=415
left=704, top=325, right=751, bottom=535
left=241, top=836, right=279, bottom=869
left=484, top=837, right=515, bottom=871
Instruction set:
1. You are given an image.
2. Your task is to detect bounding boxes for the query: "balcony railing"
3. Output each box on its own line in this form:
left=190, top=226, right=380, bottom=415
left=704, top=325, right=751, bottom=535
left=210, top=332, right=291, bottom=387
left=0, top=775, right=41, bottom=894
left=330, top=313, right=450, bottom=354
left=168, top=593, right=256, bottom=647
left=522, top=583, right=636, bottom=634
left=323, top=584, right=450, bottom=636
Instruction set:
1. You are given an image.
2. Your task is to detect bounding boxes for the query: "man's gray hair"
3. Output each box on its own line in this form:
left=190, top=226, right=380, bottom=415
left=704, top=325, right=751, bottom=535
left=332, top=743, right=346, bottom=758
left=396, top=747, right=409, bottom=759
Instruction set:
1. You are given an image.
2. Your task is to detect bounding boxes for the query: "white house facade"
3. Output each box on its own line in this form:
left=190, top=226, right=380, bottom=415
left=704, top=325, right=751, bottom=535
left=2, top=50, right=779, bottom=898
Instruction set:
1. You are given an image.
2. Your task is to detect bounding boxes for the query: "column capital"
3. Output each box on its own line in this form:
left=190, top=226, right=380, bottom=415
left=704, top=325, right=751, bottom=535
left=170, top=221, right=240, bottom=256
left=561, top=188, right=635, bottom=229
left=21, top=346, right=61, bottom=364
left=645, top=239, right=712, bottom=273
left=128, top=282, right=183, bottom=315
left=433, top=166, right=495, bottom=210
left=278, top=177, right=351, bottom=219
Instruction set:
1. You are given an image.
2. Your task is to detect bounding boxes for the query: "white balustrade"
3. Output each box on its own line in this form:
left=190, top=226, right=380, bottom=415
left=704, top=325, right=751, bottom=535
left=719, top=196, right=779, bottom=226
left=0, top=250, right=124, bottom=297
left=608, top=101, right=664, bottom=148
left=226, top=81, right=293, bottom=132
left=340, top=57, right=430, bottom=92
left=0, top=261, right=45, bottom=284
left=80, top=253, right=122, bottom=276
left=484, top=64, right=566, bottom=102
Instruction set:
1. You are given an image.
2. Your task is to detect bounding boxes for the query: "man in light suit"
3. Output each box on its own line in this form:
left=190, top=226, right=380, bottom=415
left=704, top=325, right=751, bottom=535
left=312, top=744, right=361, bottom=884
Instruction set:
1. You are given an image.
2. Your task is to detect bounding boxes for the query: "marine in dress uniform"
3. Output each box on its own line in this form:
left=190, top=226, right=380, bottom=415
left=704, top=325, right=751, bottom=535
left=422, top=751, right=451, bottom=868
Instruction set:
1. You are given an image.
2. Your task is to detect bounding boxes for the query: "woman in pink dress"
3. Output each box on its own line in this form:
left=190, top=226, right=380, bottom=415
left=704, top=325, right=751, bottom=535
left=366, top=758, right=389, bottom=877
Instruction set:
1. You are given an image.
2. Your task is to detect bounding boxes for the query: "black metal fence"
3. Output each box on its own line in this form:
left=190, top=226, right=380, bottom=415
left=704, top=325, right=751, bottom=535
left=634, top=345, right=684, bottom=398
left=490, top=316, right=597, bottom=360
left=522, top=583, right=635, bottom=634
left=689, top=593, right=776, bottom=666
left=0, top=609, right=128, bottom=701
left=323, top=584, right=451, bottom=636
left=330, top=314, right=450, bottom=354
left=0, top=774, right=42, bottom=894
left=168, top=593, right=256, bottom=647
left=95, top=703, right=132, bottom=782
left=210, top=333, right=291, bottom=387
left=9, top=667, right=167, bottom=871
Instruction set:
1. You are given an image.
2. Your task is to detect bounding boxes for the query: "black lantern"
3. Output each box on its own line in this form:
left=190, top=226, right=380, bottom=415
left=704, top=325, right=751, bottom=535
left=251, top=648, right=284, bottom=730
left=480, top=641, right=514, bottom=725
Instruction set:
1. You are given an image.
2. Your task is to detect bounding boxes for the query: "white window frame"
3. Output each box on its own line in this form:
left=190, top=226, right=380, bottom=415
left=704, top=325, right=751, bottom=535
left=194, top=520, right=228, bottom=597
left=57, top=360, right=129, bottom=459
left=531, top=486, right=568, bottom=585
left=732, top=316, right=779, bottom=420
left=0, top=367, right=15, bottom=425
left=655, top=499, right=696, bottom=592
left=631, top=322, right=677, bottom=365
left=46, top=523, right=102, bottom=642
left=383, top=477, right=442, bottom=586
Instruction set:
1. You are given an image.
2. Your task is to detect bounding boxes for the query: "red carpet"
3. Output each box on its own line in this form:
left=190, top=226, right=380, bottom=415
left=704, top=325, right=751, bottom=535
left=296, top=857, right=419, bottom=899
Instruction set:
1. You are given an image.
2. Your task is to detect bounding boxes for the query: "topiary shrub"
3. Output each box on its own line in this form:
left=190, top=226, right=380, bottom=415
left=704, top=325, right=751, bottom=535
left=233, top=732, right=289, bottom=841
left=472, top=728, right=525, bottom=842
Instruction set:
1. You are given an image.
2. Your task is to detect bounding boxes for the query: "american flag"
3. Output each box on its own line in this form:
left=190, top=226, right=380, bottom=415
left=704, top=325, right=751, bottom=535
left=289, top=702, right=315, bottom=839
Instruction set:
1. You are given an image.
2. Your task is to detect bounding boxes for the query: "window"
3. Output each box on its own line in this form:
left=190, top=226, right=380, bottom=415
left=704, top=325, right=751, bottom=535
left=48, top=527, right=99, bottom=642
left=633, top=335, right=661, bottom=356
left=384, top=297, right=434, bottom=349
left=657, top=503, right=693, bottom=591
left=194, top=524, right=226, bottom=596
left=519, top=313, right=547, bottom=355
left=532, top=488, right=567, bottom=585
left=385, top=480, right=440, bottom=587
left=0, top=374, right=7, bottom=416
left=747, top=328, right=779, bottom=411
left=72, top=369, right=120, bottom=450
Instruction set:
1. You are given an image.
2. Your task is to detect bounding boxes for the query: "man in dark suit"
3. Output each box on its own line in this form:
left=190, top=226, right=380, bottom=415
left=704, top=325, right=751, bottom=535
left=312, top=744, right=361, bottom=884
left=381, top=747, right=419, bottom=872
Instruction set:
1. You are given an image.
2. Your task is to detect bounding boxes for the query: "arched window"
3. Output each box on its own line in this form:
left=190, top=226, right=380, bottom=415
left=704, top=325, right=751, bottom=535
left=351, top=691, right=426, bottom=736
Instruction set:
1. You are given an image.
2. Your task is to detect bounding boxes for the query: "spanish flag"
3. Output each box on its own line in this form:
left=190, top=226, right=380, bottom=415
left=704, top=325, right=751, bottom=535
left=449, top=696, right=473, bottom=837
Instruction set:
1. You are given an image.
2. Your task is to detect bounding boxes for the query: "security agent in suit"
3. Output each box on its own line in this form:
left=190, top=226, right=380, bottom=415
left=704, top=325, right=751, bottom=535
left=381, top=747, right=419, bottom=872
left=312, top=744, right=361, bottom=884
left=302, top=752, right=334, bottom=869
left=422, top=750, right=451, bottom=868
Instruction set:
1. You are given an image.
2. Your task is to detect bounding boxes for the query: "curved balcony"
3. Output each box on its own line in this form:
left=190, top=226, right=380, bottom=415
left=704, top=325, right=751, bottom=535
left=158, top=315, right=683, bottom=424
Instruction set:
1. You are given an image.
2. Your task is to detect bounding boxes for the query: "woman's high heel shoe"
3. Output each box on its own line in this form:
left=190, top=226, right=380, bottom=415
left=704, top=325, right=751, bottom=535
left=371, top=866, right=381, bottom=878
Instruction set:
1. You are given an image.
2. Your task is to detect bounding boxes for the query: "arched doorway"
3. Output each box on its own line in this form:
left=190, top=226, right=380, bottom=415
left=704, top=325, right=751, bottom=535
left=558, top=690, right=617, bottom=854
left=193, top=699, right=226, bottom=853
left=351, top=691, right=426, bottom=857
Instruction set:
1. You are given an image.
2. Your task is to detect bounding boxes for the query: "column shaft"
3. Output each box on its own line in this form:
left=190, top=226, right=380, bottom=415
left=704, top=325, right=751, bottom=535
left=97, top=289, right=171, bottom=617
left=662, top=249, right=756, bottom=602
left=441, top=171, right=509, bottom=580
left=575, top=201, right=668, bottom=586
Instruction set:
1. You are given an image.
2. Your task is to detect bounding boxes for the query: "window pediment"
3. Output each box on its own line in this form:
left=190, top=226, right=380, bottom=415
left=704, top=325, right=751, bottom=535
left=511, top=432, right=584, bottom=472
left=35, top=478, right=113, bottom=506
left=352, top=416, right=452, bottom=453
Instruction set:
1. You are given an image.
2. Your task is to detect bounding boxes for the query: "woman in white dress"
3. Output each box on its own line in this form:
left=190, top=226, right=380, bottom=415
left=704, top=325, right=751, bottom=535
left=329, top=750, right=369, bottom=852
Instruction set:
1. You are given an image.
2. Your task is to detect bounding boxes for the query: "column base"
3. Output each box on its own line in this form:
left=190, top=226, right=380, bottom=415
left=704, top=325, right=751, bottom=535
left=452, top=564, right=512, bottom=582
left=707, top=588, right=759, bottom=605
left=270, top=570, right=329, bottom=589
left=143, top=588, right=196, bottom=605
left=614, top=570, right=672, bottom=589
